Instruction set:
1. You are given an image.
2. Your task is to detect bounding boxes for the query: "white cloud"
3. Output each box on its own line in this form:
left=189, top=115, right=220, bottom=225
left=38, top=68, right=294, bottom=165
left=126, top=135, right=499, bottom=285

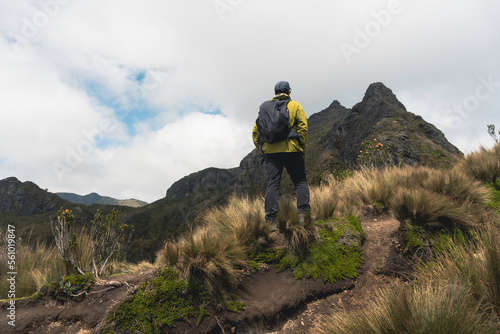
left=0, top=0, right=499, bottom=202
left=46, top=112, right=252, bottom=202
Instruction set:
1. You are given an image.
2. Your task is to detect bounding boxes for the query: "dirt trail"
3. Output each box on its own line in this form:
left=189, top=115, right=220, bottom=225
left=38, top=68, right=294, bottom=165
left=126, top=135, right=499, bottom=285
left=264, top=216, right=402, bottom=334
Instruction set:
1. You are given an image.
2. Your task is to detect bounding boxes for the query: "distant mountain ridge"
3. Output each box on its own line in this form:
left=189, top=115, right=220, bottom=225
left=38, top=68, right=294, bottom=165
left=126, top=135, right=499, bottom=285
left=56, top=192, right=148, bottom=208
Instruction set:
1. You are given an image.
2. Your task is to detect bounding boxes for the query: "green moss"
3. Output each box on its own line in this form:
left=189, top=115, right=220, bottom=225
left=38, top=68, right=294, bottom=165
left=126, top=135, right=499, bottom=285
left=220, top=293, right=245, bottom=313
left=104, top=267, right=209, bottom=333
left=402, top=221, right=474, bottom=258
left=248, top=260, right=259, bottom=271
left=63, top=272, right=95, bottom=287
left=282, top=219, right=364, bottom=283
left=401, top=222, right=426, bottom=251
left=39, top=272, right=95, bottom=302
left=485, top=183, right=500, bottom=210
left=345, top=215, right=364, bottom=235
left=250, top=217, right=364, bottom=284
left=251, top=247, right=287, bottom=264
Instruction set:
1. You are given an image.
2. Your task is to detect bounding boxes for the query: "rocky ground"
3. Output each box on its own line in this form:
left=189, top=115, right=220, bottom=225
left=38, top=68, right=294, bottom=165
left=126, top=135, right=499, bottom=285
left=0, top=216, right=402, bottom=334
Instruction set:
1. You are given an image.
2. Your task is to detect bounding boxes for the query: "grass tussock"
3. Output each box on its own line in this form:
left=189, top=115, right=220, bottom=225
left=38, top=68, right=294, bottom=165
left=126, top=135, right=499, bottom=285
left=457, top=143, right=500, bottom=183
left=278, top=196, right=318, bottom=253
left=331, top=165, right=491, bottom=231
left=320, top=221, right=500, bottom=333
left=390, top=187, right=484, bottom=230
left=0, top=240, right=66, bottom=299
left=310, top=175, right=345, bottom=220
left=201, top=195, right=268, bottom=246
left=321, top=282, right=497, bottom=334
left=156, top=195, right=269, bottom=295
left=177, top=226, right=247, bottom=294
left=418, top=222, right=500, bottom=318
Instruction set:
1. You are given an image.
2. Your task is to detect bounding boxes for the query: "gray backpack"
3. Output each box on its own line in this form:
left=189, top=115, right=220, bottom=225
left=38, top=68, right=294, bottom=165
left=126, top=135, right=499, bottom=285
left=256, top=100, right=291, bottom=144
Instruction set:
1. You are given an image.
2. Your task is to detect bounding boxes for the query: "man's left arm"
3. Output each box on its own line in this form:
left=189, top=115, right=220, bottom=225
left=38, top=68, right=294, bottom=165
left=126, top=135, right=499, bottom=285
left=295, top=104, right=308, bottom=150
left=252, top=123, right=261, bottom=149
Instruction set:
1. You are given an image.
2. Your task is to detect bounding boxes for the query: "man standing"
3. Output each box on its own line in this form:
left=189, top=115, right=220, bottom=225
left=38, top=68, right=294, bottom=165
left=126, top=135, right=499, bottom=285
left=252, top=81, right=310, bottom=228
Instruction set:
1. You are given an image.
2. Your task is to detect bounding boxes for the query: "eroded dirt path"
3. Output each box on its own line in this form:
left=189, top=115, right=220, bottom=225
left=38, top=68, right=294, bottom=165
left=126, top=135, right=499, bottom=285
left=265, top=216, right=402, bottom=334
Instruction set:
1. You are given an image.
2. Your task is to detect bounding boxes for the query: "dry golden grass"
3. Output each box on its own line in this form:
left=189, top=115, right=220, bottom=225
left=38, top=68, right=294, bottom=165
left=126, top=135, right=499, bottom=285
left=0, top=240, right=66, bottom=299
left=320, top=220, right=500, bottom=334
left=321, top=282, right=497, bottom=334
left=156, top=195, right=268, bottom=295
left=457, top=143, right=500, bottom=183
left=201, top=195, right=268, bottom=245
left=418, top=222, right=500, bottom=318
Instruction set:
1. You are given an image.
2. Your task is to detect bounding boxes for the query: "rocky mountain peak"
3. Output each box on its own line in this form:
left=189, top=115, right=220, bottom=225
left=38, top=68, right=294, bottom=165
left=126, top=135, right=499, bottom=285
left=328, top=100, right=343, bottom=109
left=355, top=82, right=407, bottom=114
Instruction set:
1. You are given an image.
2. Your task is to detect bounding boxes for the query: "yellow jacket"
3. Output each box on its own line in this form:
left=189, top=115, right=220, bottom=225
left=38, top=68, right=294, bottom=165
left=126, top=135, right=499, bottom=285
left=252, top=93, right=308, bottom=153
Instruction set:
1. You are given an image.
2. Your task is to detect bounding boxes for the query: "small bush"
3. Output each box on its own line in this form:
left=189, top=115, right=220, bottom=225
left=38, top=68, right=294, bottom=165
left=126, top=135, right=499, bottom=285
left=52, top=208, right=134, bottom=279
left=41, top=272, right=95, bottom=302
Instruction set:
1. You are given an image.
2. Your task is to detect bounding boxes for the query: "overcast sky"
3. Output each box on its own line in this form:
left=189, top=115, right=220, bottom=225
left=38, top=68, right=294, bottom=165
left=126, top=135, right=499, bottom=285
left=1, top=0, right=499, bottom=203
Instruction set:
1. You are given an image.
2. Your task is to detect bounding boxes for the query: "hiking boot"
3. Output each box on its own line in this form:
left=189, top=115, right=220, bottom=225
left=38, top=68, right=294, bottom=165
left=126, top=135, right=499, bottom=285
left=298, top=211, right=314, bottom=224
left=266, top=219, right=278, bottom=232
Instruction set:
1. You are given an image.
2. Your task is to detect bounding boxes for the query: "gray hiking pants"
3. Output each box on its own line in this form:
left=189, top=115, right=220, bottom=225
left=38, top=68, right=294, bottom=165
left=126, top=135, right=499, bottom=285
left=264, top=152, right=310, bottom=221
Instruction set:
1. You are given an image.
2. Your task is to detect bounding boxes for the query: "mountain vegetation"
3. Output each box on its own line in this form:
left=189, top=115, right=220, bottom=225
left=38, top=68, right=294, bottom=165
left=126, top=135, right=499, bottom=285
left=2, top=82, right=499, bottom=333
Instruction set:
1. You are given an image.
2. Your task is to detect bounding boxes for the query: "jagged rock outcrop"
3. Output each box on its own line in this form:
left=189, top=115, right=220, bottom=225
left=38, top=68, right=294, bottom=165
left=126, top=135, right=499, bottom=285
left=0, top=177, right=61, bottom=216
left=319, top=82, right=462, bottom=167
left=166, top=167, right=238, bottom=200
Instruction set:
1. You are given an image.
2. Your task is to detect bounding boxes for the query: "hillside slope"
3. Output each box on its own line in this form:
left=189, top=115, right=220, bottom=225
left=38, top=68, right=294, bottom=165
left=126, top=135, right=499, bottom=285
left=0, top=177, right=136, bottom=243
